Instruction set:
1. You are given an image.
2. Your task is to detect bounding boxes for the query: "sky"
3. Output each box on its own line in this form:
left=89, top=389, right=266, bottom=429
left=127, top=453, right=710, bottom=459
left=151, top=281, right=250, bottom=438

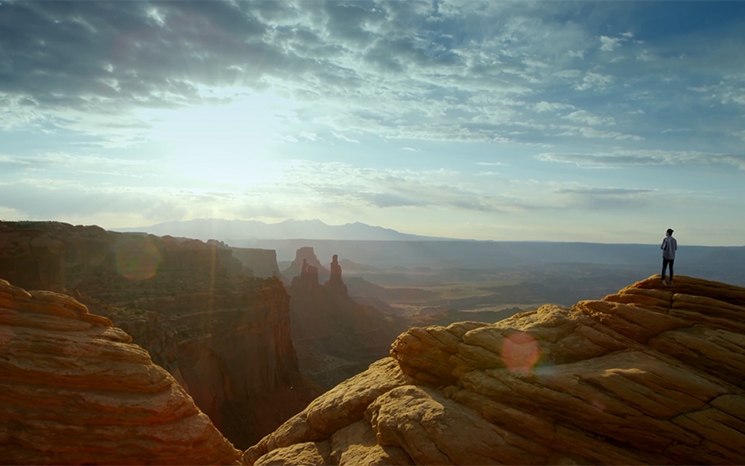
left=1, top=0, right=744, bottom=245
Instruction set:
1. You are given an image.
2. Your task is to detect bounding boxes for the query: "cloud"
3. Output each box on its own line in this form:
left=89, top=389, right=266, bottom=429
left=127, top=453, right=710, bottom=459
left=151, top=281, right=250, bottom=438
left=537, top=150, right=745, bottom=169
left=0, top=152, right=150, bottom=177
left=564, top=110, right=615, bottom=126
left=554, top=125, right=642, bottom=141
left=333, top=132, right=360, bottom=143
left=533, top=101, right=575, bottom=113
left=600, top=36, right=623, bottom=52
left=0, top=180, right=187, bottom=221
left=1, top=0, right=744, bottom=156
left=554, top=184, right=656, bottom=211
left=575, top=72, right=613, bottom=91
left=556, top=187, right=653, bottom=195
left=278, top=161, right=526, bottom=213
left=688, top=79, right=745, bottom=106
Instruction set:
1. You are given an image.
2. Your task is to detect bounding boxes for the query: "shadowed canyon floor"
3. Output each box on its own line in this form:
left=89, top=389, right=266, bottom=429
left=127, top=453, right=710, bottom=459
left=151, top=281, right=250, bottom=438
left=245, top=275, right=745, bottom=465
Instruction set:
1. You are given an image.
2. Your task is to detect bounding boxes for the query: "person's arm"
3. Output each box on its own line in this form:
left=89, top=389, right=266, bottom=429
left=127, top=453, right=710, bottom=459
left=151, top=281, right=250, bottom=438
left=661, top=239, right=667, bottom=250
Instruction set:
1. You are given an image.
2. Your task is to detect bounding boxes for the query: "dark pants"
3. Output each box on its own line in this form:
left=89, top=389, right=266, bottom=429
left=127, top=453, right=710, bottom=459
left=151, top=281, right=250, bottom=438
left=662, top=258, right=674, bottom=281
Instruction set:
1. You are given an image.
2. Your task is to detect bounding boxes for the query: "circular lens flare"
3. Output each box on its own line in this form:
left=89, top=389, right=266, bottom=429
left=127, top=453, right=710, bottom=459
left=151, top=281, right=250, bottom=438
left=501, top=332, right=540, bottom=374
left=115, top=238, right=161, bottom=281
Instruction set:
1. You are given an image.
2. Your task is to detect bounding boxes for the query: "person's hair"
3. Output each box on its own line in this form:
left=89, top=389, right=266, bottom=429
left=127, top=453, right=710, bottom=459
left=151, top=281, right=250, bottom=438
left=667, top=228, right=674, bottom=234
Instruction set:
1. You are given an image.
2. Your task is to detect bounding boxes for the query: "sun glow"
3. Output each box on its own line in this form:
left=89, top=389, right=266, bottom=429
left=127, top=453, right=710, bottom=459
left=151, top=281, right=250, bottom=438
left=143, top=91, right=297, bottom=184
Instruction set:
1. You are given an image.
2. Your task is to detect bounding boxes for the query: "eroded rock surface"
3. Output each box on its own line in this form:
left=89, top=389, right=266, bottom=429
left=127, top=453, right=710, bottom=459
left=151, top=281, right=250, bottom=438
left=246, top=275, right=745, bottom=465
left=0, top=279, right=240, bottom=465
left=0, top=221, right=320, bottom=449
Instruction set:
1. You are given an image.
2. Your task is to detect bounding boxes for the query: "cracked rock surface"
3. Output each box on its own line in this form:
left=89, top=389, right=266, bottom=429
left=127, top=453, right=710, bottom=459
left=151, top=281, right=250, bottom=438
left=245, top=275, right=745, bottom=465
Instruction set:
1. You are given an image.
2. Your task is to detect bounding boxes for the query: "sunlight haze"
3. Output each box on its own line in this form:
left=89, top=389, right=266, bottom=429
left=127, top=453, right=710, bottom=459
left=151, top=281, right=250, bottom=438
left=1, top=0, right=744, bottom=245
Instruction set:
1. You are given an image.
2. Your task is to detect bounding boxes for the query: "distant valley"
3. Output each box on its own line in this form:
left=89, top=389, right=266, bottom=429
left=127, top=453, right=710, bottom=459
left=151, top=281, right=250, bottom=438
left=120, top=218, right=745, bottom=293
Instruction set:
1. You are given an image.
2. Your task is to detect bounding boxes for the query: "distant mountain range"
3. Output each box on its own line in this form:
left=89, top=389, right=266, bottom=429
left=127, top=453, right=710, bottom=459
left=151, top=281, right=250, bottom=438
left=114, top=218, right=445, bottom=243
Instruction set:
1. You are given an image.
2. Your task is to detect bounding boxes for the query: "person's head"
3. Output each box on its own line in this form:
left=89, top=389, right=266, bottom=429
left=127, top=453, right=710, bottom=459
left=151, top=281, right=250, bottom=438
left=666, top=228, right=674, bottom=236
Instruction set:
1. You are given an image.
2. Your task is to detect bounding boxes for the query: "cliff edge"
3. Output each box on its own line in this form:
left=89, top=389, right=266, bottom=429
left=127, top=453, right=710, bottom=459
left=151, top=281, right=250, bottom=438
left=0, top=221, right=320, bottom=448
left=0, top=278, right=241, bottom=465
left=245, top=275, right=745, bottom=465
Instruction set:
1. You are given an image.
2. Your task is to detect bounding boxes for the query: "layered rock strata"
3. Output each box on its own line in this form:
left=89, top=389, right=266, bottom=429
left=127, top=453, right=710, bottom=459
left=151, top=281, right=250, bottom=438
left=0, top=279, right=240, bottom=465
left=246, top=275, right=745, bottom=465
left=0, top=221, right=320, bottom=448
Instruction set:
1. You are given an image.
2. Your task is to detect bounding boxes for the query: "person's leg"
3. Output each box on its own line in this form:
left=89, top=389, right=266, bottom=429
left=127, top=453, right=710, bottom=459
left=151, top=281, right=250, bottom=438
left=669, top=259, right=674, bottom=282
left=661, top=258, right=668, bottom=283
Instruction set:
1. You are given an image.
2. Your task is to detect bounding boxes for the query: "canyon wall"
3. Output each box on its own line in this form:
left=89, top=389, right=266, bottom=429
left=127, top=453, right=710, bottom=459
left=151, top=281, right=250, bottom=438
left=0, top=278, right=241, bottom=465
left=0, top=221, right=320, bottom=449
left=231, top=247, right=281, bottom=278
left=286, top=248, right=407, bottom=388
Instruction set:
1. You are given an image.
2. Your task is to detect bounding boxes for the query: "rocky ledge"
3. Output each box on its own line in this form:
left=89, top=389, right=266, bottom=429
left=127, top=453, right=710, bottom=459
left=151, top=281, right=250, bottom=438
left=245, top=275, right=745, bottom=465
left=0, top=279, right=240, bottom=465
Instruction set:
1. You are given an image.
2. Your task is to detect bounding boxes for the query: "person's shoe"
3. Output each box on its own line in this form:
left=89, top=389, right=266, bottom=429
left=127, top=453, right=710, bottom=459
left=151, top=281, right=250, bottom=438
left=669, top=280, right=673, bottom=286
left=662, top=280, right=667, bottom=286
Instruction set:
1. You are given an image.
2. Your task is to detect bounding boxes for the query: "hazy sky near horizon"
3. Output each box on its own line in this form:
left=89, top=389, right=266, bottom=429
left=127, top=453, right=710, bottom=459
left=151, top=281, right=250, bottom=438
left=1, top=1, right=744, bottom=245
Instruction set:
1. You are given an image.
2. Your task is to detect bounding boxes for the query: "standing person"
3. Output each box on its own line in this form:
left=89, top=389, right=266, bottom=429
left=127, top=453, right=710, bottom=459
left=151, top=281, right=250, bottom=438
left=661, top=228, right=677, bottom=285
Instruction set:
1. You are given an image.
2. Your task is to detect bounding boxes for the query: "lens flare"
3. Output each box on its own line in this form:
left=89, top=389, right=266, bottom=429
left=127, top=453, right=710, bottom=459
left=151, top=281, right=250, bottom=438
left=591, top=399, right=606, bottom=412
left=500, top=332, right=540, bottom=374
left=115, top=238, right=161, bottom=281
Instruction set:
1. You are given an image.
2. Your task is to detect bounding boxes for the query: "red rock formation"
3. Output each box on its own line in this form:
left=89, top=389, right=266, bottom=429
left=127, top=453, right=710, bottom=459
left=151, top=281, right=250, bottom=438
left=282, top=247, right=330, bottom=282
left=231, top=247, right=282, bottom=277
left=0, top=278, right=240, bottom=465
left=246, top=275, right=745, bottom=465
left=326, top=254, right=348, bottom=295
left=291, top=258, right=321, bottom=291
left=287, top=251, right=407, bottom=388
left=0, top=221, right=320, bottom=449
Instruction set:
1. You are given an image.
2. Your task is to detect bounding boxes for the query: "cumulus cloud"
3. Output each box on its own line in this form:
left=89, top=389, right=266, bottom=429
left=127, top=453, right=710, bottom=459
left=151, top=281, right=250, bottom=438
left=600, top=36, right=623, bottom=52
left=576, top=72, right=614, bottom=91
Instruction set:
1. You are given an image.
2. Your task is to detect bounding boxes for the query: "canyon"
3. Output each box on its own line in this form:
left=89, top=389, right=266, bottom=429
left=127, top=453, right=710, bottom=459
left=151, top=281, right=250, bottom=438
left=4, top=220, right=745, bottom=465
left=0, top=278, right=241, bottom=465
left=5, top=270, right=745, bottom=464
left=0, top=221, right=320, bottom=449
left=283, top=248, right=407, bottom=388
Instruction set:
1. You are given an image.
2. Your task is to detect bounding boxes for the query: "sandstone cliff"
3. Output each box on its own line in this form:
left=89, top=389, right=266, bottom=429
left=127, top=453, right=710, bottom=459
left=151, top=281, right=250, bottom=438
left=287, top=250, right=407, bottom=389
left=282, top=247, right=331, bottom=282
left=245, top=275, right=745, bottom=465
left=0, top=278, right=240, bottom=465
left=230, top=247, right=281, bottom=278
left=0, top=221, right=320, bottom=449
